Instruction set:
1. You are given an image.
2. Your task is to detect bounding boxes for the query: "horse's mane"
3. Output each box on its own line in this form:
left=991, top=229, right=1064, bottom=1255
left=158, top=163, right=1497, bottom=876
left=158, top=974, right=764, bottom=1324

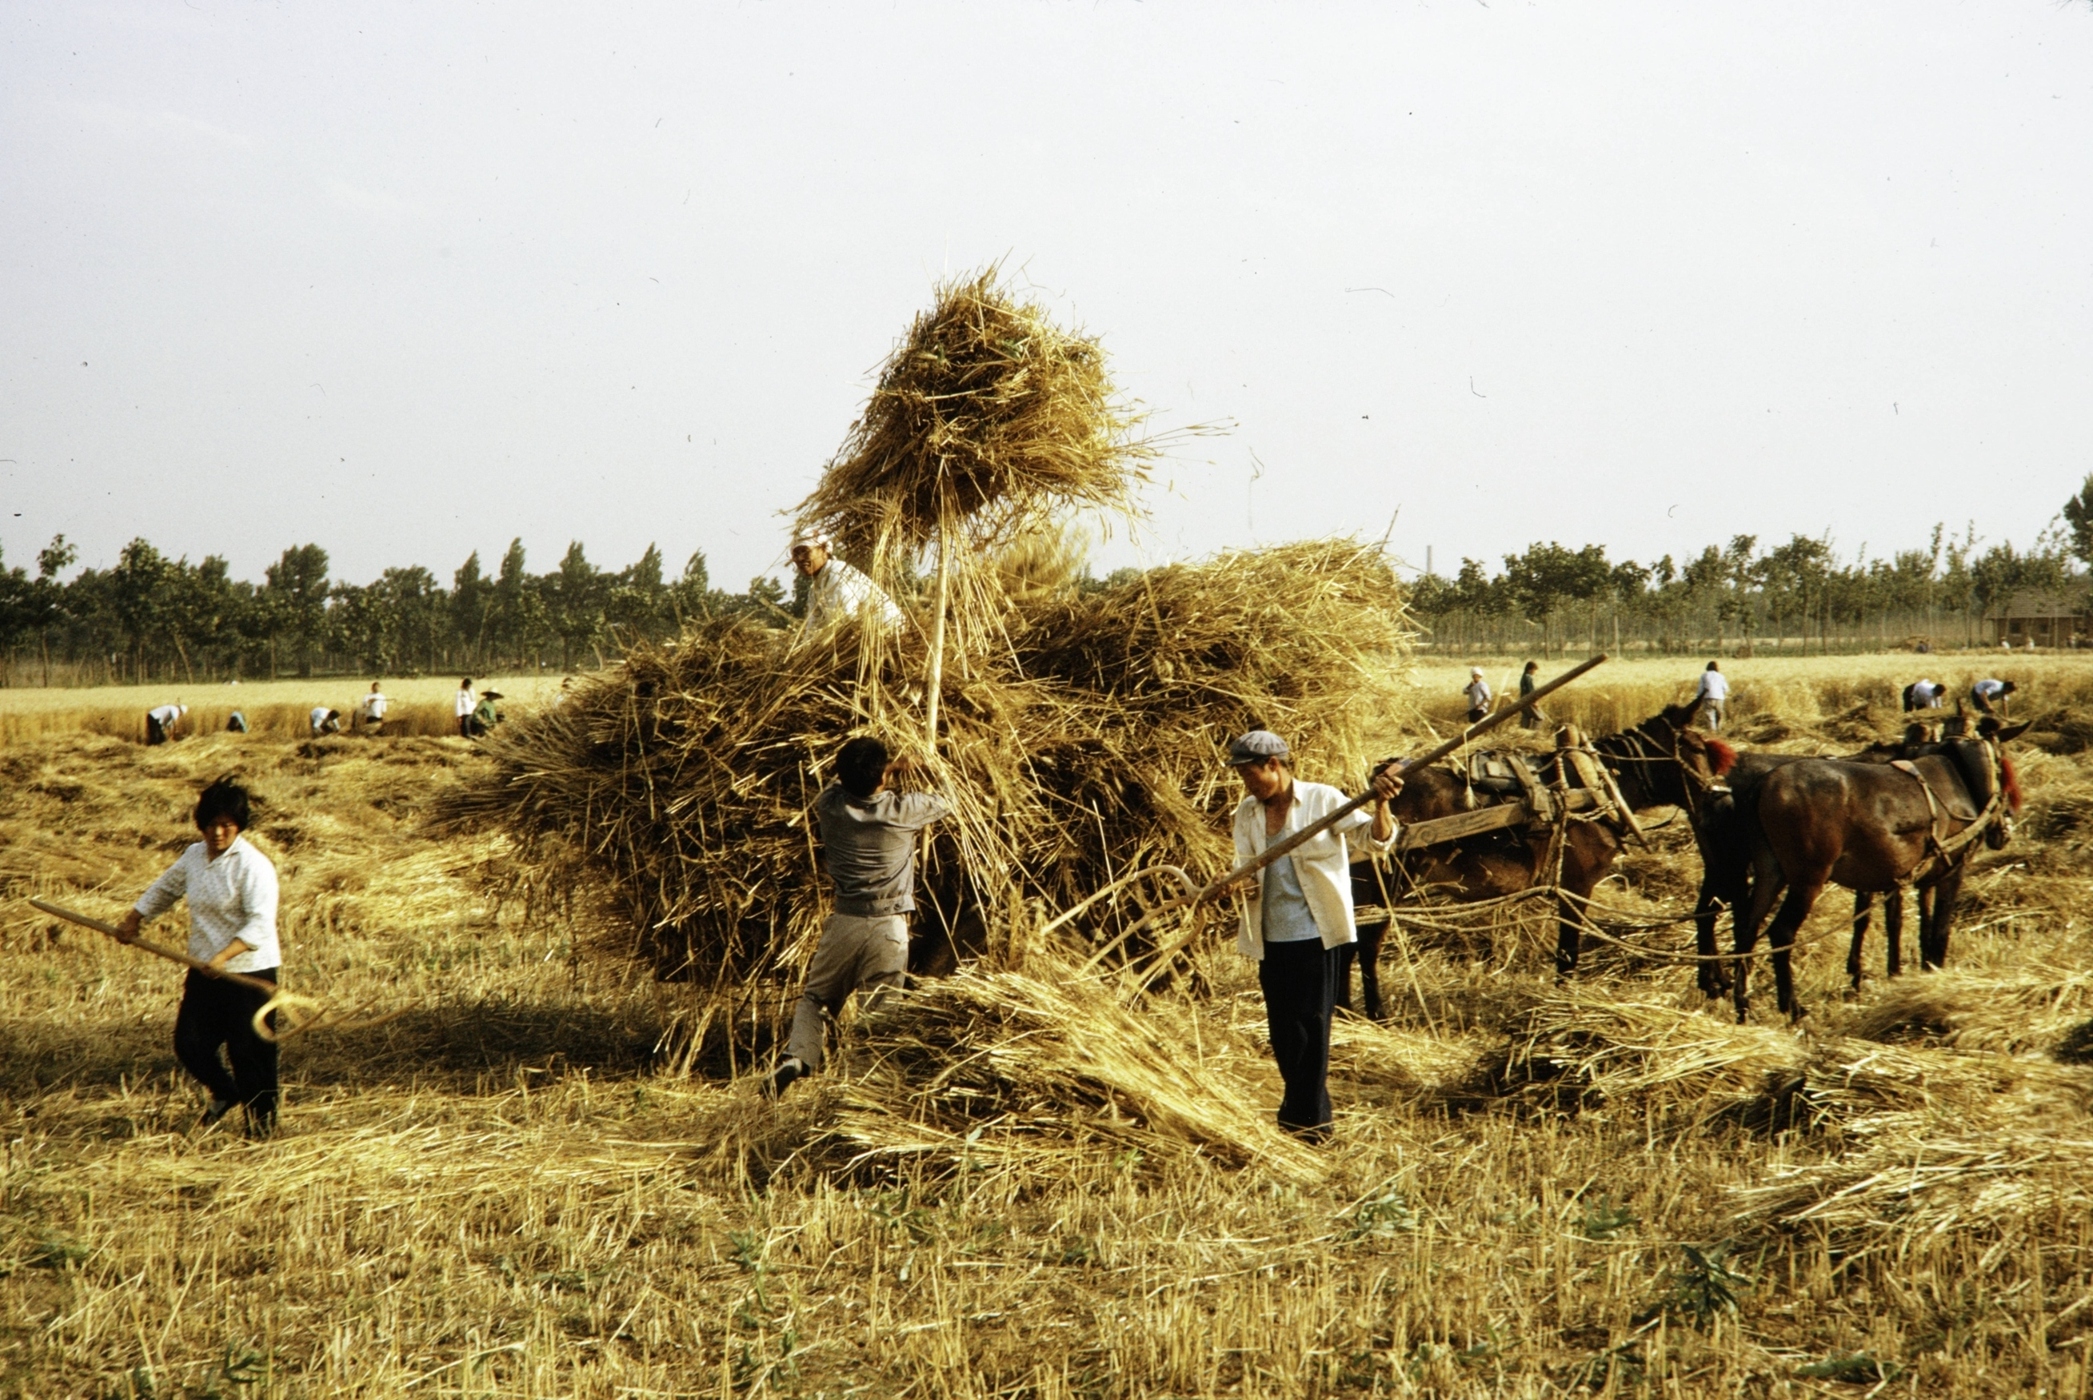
left=2002, top=750, right=2022, bottom=813
left=1705, top=737, right=1737, bottom=777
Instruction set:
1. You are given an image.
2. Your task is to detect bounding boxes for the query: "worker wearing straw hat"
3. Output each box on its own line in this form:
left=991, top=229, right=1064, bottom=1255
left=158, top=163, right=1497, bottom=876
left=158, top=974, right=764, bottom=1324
left=115, top=777, right=283, bottom=1137
left=791, top=528, right=904, bottom=632
left=768, top=734, right=948, bottom=1096
left=1227, top=732, right=1403, bottom=1142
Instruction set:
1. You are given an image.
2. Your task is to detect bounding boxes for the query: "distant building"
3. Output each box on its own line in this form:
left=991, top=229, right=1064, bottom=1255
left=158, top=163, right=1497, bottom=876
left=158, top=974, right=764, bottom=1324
left=1984, top=588, right=2089, bottom=648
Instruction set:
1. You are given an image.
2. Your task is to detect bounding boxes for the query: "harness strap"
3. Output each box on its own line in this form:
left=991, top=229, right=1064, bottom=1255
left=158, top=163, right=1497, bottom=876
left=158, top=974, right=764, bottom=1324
left=1889, top=752, right=2001, bottom=888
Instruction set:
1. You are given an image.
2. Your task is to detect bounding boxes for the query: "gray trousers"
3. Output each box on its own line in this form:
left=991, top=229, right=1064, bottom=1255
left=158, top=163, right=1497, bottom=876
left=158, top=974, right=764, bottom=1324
left=784, top=912, right=909, bottom=1070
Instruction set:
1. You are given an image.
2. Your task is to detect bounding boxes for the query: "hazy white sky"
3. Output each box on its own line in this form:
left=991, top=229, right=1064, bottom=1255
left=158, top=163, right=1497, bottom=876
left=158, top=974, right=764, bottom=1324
left=4, top=2, right=2090, bottom=591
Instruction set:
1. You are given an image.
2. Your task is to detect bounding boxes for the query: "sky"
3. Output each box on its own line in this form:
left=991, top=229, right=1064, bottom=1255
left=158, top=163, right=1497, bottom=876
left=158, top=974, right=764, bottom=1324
left=4, top=2, right=2091, bottom=593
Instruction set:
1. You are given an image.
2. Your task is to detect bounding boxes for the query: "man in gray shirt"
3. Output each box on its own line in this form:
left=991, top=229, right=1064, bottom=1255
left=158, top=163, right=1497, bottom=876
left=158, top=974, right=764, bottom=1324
left=769, top=734, right=948, bottom=1095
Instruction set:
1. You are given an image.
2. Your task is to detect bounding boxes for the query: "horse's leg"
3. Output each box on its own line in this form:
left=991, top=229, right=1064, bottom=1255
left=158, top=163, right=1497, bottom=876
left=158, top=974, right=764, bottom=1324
left=1883, top=888, right=1904, bottom=978
left=1358, top=920, right=1387, bottom=1021
left=1694, top=873, right=1726, bottom=999
left=1768, top=878, right=1825, bottom=1021
left=1848, top=891, right=1872, bottom=990
left=1733, top=852, right=1785, bottom=1024
left=1921, top=867, right=1965, bottom=970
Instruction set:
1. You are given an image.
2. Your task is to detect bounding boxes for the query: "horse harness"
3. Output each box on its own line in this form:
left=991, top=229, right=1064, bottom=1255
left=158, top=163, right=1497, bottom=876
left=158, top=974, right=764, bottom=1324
left=1887, top=739, right=2009, bottom=888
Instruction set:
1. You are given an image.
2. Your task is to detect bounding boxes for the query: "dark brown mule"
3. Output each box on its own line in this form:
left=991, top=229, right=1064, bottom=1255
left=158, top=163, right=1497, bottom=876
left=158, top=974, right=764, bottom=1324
left=1344, top=705, right=1731, bottom=1018
left=1730, top=725, right=2025, bottom=1022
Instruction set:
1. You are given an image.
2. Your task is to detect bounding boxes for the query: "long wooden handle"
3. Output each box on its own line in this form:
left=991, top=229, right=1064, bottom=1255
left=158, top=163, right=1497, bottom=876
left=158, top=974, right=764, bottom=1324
left=29, top=898, right=282, bottom=996
left=1187, top=654, right=1609, bottom=905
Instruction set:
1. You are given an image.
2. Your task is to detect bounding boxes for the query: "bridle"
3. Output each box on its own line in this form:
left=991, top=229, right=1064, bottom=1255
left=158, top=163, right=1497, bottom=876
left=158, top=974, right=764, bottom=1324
left=1591, top=715, right=1728, bottom=827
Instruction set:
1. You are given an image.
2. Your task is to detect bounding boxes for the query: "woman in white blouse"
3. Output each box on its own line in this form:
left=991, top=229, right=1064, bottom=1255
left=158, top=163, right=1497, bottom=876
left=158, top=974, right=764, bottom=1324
left=117, top=777, right=283, bottom=1135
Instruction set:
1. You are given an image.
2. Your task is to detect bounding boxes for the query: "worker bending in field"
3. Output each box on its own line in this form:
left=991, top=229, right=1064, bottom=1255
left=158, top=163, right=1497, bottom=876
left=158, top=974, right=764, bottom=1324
left=791, top=528, right=905, bottom=632
left=1971, top=678, right=2017, bottom=716
left=768, top=735, right=947, bottom=1097
left=1227, top=731, right=1402, bottom=1142
left=117, top=778, right=283, bottom=1136
left=309, top=707, right=343, bottom=737
left=146, top=703, right=187, bottom=746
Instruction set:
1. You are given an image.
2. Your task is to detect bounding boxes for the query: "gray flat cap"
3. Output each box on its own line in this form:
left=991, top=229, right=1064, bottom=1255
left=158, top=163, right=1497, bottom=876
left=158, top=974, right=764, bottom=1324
left=1226, top=729, right=1290, bottom=766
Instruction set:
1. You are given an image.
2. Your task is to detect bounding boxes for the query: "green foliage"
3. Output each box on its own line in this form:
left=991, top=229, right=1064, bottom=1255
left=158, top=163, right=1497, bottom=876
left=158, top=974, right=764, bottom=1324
left=1655, top=1243, right=1751, bottom=1328
left=1796, top=1350, right=1903, bottom=1383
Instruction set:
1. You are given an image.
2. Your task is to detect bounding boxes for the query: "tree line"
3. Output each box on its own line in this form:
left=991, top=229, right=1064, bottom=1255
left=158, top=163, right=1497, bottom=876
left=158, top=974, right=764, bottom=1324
left=0, top=536, right=804, bottom=686
left=1412, top=521, right=2084, bottom=657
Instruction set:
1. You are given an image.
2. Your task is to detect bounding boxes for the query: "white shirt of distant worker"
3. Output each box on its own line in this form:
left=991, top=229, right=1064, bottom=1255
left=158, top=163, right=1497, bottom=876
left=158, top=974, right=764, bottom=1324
left=790, top=529, right=905, bottom=631
left=1694, top=661, right=1730, bottom=732
left=358, top=683, right=388, bottom=731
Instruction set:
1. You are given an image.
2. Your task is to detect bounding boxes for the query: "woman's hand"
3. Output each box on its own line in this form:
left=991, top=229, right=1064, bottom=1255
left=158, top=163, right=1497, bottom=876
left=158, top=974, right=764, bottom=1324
left=205, top=938, right=253, bottom=972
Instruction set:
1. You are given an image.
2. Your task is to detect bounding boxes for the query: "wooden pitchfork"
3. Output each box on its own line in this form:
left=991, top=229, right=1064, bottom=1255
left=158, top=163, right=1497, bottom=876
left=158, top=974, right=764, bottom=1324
left=29, top=898, right=408, bottom=1043
left=1060, top=654, right=1612, bottom=975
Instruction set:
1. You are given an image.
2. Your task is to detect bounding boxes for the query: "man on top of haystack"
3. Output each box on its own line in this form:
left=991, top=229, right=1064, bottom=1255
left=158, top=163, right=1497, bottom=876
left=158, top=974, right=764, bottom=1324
left=791, top=528, right=905, bottom=631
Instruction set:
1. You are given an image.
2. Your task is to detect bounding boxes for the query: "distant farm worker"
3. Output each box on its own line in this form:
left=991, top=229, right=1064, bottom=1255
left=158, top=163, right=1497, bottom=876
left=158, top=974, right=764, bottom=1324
left=1463, top=668, right=1492, bottom=725
left=470, top=690, right=504, bottom=738
left=146, top=703, right=187, bottom=746
left=356, top=682, right=388, bottom=735
left=308, top=707, right=343, bottom=738
left=790, top=528, right=905, bottom=632
left=768, top=735, right=947, bottom=1097
left=116, top=777, right=282, bottom=1136
left=455, top=679, right=477, bottom=738
left=1518, top=661, right=1541, bottom=730
left=226, top=711, right=249, bottom=734
left=1227, top=731, right=1403, bottom=1142
left=1971, top=678, right=2017, bottom=716
left=1694, top=661, right=1730, bottom=734
left=1902, top=678, right=1944, bottom=712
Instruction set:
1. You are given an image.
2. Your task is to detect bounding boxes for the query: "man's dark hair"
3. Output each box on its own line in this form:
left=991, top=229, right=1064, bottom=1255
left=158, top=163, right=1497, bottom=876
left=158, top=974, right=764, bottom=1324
left=836, top=736, right=890, bottom=799
left=194, top=777, right=254, bottom=832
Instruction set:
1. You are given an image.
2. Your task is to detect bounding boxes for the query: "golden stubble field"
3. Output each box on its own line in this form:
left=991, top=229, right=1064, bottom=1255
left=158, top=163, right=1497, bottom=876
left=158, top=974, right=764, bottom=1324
left=1, top=652, right=2090, bottom=1398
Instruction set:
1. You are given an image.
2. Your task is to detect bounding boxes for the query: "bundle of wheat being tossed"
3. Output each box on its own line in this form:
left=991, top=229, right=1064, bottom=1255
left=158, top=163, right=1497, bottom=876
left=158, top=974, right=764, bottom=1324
left=442, top=268, right=1416, bottom=1028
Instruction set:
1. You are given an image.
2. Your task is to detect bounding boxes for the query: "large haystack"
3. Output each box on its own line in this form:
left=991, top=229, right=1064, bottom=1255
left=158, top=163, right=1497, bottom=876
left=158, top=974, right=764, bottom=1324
left=442, top=269, right=1413, bottom=1031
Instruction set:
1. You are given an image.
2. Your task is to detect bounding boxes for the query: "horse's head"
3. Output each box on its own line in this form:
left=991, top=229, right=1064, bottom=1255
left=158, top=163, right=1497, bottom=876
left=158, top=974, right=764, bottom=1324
left=1599, top=710, right=1733, bottom=812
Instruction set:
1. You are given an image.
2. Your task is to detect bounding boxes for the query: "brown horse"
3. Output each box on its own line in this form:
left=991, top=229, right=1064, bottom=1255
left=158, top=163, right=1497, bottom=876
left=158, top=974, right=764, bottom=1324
left=1730, top=726, right=2024, bottom=1022
left=1344, top=705, right=1732, bottom=1018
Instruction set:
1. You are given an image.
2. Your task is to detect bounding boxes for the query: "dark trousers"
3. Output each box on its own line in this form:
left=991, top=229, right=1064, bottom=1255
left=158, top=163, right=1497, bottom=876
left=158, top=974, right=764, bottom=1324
left=1257, top=939, right=1342, bottom=1136
left=174, top=968, right=279, bottom=1128
left=145, top=717, right=168, bottom=746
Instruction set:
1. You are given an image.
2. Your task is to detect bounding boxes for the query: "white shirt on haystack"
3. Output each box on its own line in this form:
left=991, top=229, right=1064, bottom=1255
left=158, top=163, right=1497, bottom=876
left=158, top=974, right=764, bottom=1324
left=1230, top=780, right=1397, bottom=960
left=133, top=836, right=281, bottom=974
left=805, top=557, right=905, bottom=631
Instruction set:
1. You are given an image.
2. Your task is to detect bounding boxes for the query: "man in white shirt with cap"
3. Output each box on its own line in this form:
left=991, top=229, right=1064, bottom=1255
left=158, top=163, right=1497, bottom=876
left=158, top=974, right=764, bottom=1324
left=1226, top=730, right=1403, bottom=1141
left=790, top=528, right=905, bottom=632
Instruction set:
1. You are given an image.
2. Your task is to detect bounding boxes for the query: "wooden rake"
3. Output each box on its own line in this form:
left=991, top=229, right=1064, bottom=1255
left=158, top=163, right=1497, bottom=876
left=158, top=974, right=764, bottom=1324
left=29, top=898, right=410, bottom=1043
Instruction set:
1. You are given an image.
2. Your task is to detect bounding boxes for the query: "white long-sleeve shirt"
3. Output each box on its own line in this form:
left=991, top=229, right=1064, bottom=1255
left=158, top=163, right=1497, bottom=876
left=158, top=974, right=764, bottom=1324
left=359, top=692, right=388, bottom=722
left=1464, top=679, right=1492, bottom=711
left=805, top=558, right=905, bottom=631
left=1696, top=670, right=1730, bottom=702
left=455, top=687, right=477, bottom=718
left=133, top=836, right=282, bottom=974
left=1231, top=780, right=1398, bottom=959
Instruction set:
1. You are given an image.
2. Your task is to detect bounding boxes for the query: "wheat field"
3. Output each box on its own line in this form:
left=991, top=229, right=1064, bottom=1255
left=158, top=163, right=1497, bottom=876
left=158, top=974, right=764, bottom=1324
left=0, top=676, right=569, bottom=747
left=1, top=660, right=2090, bottom=1397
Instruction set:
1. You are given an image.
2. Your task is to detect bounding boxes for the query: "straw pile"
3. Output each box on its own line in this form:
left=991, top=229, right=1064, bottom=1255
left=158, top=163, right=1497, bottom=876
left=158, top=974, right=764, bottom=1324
left=796, top=267, right=1150, bottom=564
left=447, top=540, right=1411, bottom=991
left=443, top=270, right=1415, bottom=1015
left=822, top=957, right=1322, bottom=1182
